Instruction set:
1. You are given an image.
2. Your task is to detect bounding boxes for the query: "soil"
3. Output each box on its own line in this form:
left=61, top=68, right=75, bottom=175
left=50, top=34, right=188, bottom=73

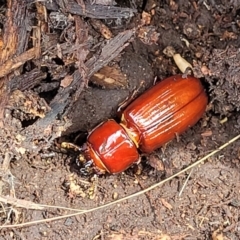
left=0, top=0, right=240, bottom=239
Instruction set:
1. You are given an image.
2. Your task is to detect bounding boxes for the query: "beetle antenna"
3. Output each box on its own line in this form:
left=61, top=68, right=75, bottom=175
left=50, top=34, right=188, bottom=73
left=61, top=142, right=83, bottom=152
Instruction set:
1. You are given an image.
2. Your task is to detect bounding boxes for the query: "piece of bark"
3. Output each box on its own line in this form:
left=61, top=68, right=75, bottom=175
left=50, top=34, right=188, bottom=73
left=0, top=48, right=39, bottom=79
left=0, top=0, right=29, bottom=64
left=75, top=16, right=89, bottom=83
left=58, top=0, right=137, bottom=19
left=7, top=69, right=46, bottom=91
left=89, top=19, right=113, bottom=39
left=43, top=0, right=59, bottom=11
left=92, top=0, right=117, bottom=5
left=86, top=29, right=135, bottom=77
left=0, top=0, right=31, bottom=122
left=90, top=65, right=127, bottom=89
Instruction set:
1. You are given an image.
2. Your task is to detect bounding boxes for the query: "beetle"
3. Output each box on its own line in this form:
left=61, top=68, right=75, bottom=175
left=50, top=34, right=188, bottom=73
left=63, top=74, right=207, bottom=174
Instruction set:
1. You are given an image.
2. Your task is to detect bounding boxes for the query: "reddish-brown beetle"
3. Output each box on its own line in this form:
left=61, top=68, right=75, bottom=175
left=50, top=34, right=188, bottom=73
left=64, top=74, right=207, bottom=174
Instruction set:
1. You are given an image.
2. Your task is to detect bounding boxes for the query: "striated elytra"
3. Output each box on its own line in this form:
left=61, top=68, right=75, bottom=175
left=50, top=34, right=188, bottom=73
left=79, top=75, right=208, bottom=174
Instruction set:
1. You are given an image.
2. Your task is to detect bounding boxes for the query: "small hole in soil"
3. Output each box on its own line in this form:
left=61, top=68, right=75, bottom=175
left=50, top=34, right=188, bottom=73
left=22, top=118, right=38, bottom=128
left=52, top=57, right=64, bottom=65
left=142, top=0, right=148, bottom=10
left=236, top=8, right=240, bottom=16
left=39, top=88, right=58, bottom=103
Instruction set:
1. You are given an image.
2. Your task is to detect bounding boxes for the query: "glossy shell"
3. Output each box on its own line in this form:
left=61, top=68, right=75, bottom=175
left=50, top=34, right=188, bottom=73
left=121, top=75, right=208, bottom=153
left=85, top=119, right=139, bottom=173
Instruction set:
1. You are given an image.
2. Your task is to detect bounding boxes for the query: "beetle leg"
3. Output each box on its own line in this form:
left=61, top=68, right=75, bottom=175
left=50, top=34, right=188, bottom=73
left=61, top=142, right=93, bottom=174
left=79, top=159, right=94, bottom=175
left=161, top=143, right=169, bottom=153
left=80, top=160, right=108, bottom=176
left=79, top=167, right=92, bottom=176
left=76, top=153, right=86, bottom=166
left=61, top=142, right=83, bottom=152
left=175, top=132, right=180, bottom=142
left=152, top=76, right=158, bottom=85
left=84, top=159, right=94, bottom=168
left=136, top=155, right=141, bottom=165
left=134, top=162, right=143, bottom=175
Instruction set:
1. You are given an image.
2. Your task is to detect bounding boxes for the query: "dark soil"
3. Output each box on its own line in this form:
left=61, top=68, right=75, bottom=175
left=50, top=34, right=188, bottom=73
left=0, top=0, right=240, bottom=239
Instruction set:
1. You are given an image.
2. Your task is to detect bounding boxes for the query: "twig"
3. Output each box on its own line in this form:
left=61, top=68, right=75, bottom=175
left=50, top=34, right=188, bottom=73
left=0, top=196, right=44, bottom=210
left=179, top=168, right=193, bottom=197
left=0, top=48, right=38, bottom=78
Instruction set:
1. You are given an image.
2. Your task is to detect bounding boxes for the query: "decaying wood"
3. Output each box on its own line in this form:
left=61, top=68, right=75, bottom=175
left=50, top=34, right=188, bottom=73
left=90, top=65, right=127, bottom=89
left=57, top=0, right=137, bottom=19
left=9, top=90, right=50, bottom=119
left=0, top=0, right=30, bottom=122
left=86, top=29, right=135, bottom=77
left=89, top=19, right=113, bottom=39
left=75, top=16, right=89, bottom=83
left=0, top=0, right=136, bottom=155
left=20, top=29, right=135, bottom=152
left=93, top=0, right=117, bottom=5
left=0, top=48, right=39, bottom=79
left=8, top=69, right=47, bottom=91
left=0, top=1, right=28, bottom=64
